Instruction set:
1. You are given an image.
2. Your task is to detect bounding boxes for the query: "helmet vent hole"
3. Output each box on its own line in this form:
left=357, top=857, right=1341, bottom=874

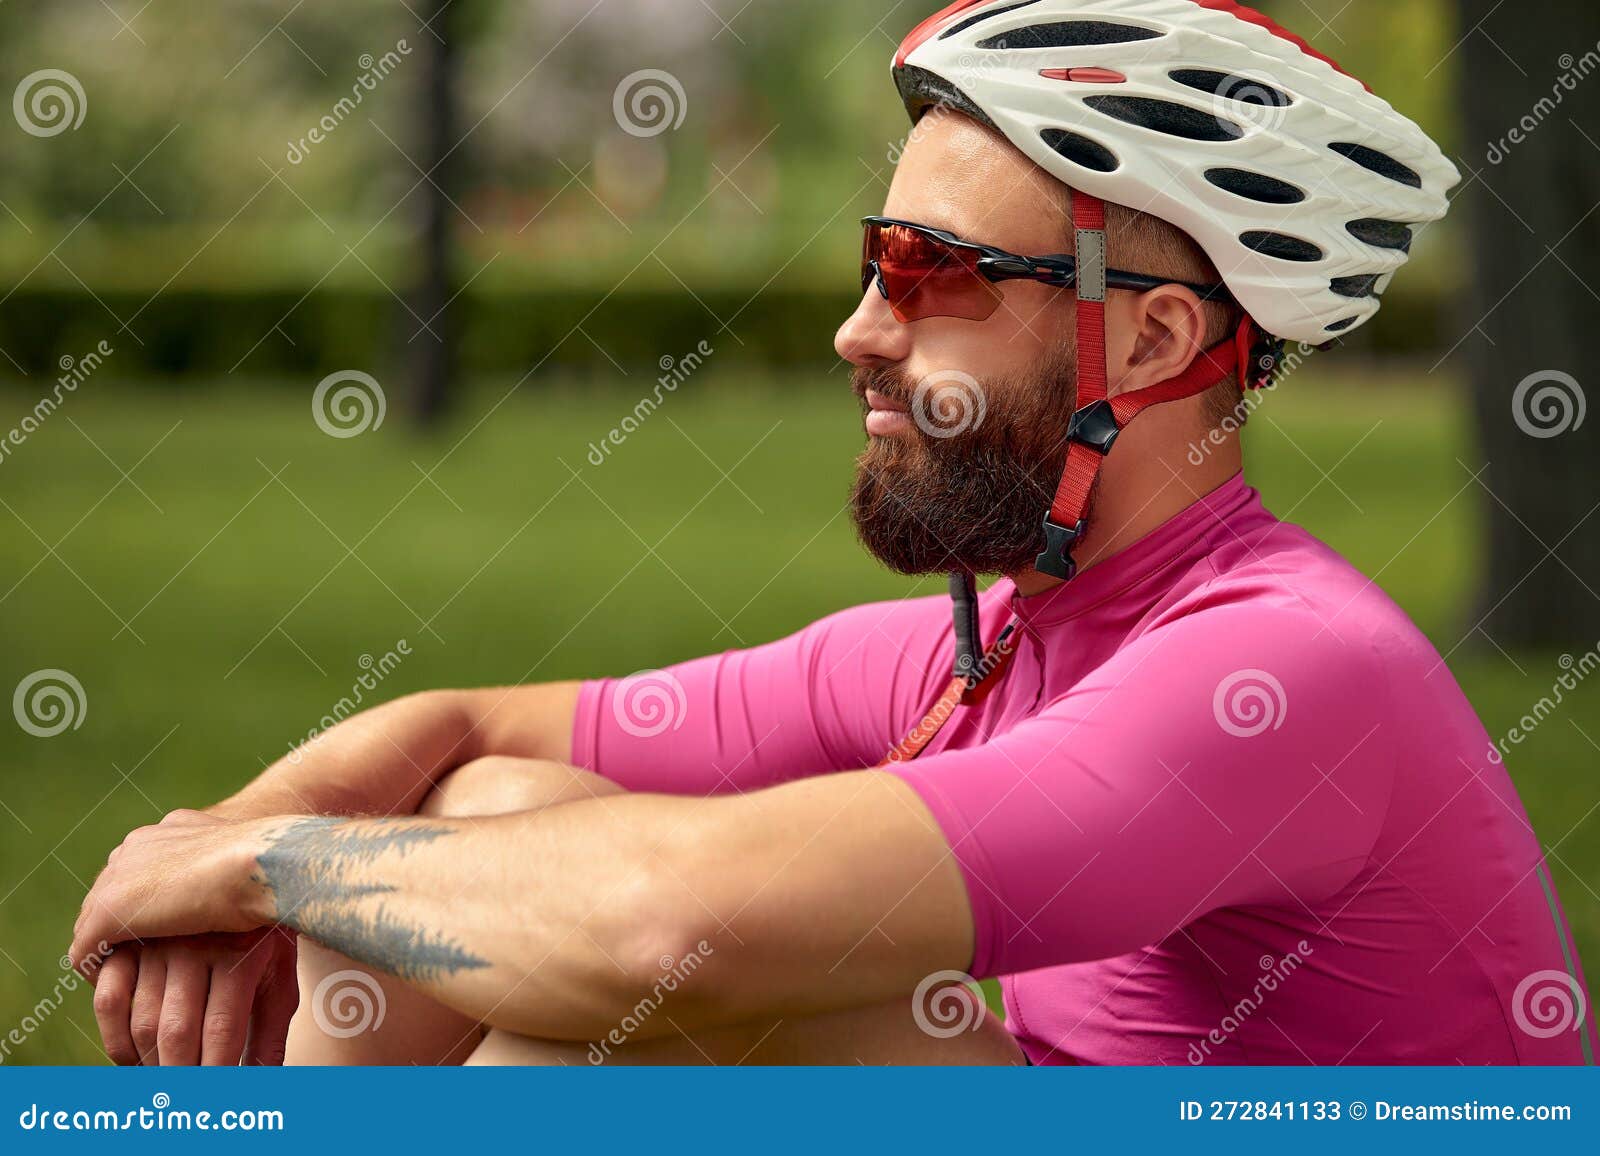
left=1205, top=168, right=1305, bottom=204
left=939, top=0, right=1043, bottom=40
left=1330, top=274, right=1382, bottom=299
left=976, top=21, right=1162, bottom=49
left=1240, top=231, right=1324, bottom=262
left=1325, top=317, right=1358, bottom=332
left=1041, top=128, right=1120, bottom=172
left=1170, top=69, right=1293, bottom=108
left=1084, top=95, right=1242, bottom=142
left=1345, top=218, right=1414, bottom=253
left=1329, top=142, right=1422, bottom=188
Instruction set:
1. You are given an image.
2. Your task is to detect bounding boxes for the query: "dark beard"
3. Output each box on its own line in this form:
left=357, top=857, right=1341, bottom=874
left=849, top=348, right=1077, bottom=576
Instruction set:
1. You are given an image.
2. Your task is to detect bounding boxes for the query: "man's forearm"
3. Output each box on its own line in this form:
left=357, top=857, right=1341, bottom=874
left=242, top=803, right=669, bottom=1039
left=209, top=683, right=583, bottom=821
left=229, top=772, right=972, bottom=1042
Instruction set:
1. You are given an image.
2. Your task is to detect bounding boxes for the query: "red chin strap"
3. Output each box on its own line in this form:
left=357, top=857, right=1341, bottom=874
left=1035, top=191, right=1266, bottom=580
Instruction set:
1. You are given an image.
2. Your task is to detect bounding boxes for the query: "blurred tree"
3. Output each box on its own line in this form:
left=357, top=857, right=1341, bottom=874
left=412, top=0, right=463, bottom=425
left=1458, top=0, right=1600, bottom=645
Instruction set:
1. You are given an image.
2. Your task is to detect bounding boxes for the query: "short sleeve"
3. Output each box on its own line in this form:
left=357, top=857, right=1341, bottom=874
left=888, top=606, right=1397, bottom=979
left=572, top=595, right=958, bottom=794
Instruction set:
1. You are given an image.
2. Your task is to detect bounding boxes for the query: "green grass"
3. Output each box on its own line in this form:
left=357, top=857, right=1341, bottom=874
left=0, top=367, right=1594, bottom=1064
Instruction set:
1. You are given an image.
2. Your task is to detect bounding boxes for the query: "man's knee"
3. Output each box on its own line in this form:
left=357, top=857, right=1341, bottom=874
left=421, top=756, right=622, bottom=819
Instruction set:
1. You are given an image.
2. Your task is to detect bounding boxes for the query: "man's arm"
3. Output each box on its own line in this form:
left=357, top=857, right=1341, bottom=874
left=74, top=770, right=974, bottom=1041
left=210, top=683, right=582, bottom=820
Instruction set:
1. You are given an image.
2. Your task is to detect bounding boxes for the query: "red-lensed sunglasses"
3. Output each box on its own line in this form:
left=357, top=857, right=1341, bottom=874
left=861, top=216, right=1235, bottom=324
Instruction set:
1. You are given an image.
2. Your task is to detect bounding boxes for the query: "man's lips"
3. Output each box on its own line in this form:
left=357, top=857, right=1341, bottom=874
left=863, top=388, right=912, bottom=436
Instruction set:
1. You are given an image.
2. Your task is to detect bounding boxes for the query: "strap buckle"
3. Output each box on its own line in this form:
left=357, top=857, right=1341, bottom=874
left=1067, top=398, right=1121, bottom=454
left=1035, top=517, right=1087, bottom=581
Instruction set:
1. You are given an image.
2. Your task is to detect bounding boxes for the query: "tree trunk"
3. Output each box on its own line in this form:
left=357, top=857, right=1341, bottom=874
left=411, top=0, right=461, bottom=425
left=1458, top=0, right=1600, bottom=647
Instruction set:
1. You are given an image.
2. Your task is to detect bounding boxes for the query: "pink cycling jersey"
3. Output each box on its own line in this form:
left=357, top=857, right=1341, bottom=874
left=572, top=473, right=1595, bottom=1065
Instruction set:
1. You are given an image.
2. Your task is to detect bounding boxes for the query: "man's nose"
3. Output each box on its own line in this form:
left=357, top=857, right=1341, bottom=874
left=835, top=280, right=911, bottom=367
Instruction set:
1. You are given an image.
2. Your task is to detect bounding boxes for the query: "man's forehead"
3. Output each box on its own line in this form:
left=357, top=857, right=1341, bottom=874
left=885, top=112, right=1069, bottom=249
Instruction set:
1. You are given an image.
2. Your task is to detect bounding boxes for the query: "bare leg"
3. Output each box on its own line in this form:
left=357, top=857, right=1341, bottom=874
left=467, top=986, right=1025, bottom=1067
left=284, top=757, right=626, bottom=1065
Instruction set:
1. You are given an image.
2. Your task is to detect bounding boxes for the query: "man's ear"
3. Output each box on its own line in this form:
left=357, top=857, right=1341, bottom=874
left=1110, top=285, right=1208, bottom=397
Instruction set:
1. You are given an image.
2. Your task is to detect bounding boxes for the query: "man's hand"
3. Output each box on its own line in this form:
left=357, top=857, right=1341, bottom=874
left=71, top=810, right=277, bottom=972
left=91, top=931, right=299, bottom=1066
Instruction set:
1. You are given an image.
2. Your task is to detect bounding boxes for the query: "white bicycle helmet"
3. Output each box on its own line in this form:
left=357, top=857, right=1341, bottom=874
left=893, top=0, right=1460, bottom=343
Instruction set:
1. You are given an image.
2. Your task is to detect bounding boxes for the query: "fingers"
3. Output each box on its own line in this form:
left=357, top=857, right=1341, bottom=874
left=243, top=936, right=300, bottom=1067
left=156, top=950, right=209, bottom=1066
left=91, top=949, right=140, bottom=1066
left=200, top=956, right=256, bottom=1066
left=128, top=950, right=167, bottom=1066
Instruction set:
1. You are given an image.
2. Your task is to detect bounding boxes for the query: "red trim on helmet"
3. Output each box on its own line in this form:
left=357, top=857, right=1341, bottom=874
left=1188, top=0, right=1370, bottom=92
left=894, top=0, right=991, bottom=68
left=1040, top=67, right=1128, bottom=84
